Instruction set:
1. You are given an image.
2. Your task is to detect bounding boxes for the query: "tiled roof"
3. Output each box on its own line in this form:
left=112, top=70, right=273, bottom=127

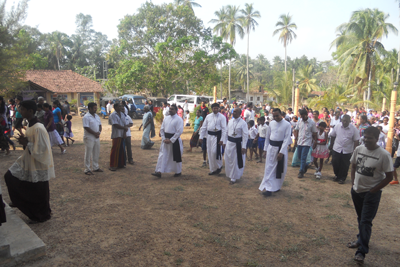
left=26, top=70, right=104, bottom=93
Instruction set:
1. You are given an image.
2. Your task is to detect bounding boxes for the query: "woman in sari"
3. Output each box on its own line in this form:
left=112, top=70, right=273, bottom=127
left=139, top=106, right=155, bottom=149
left=187, top=109, right=203, bottom=152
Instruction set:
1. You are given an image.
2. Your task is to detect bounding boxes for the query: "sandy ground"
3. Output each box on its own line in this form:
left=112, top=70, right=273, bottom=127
left=0, top=115, right=399, bottom=267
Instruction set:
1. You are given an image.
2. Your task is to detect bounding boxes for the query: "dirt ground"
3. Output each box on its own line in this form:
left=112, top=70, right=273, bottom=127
left=1, top=115, right=399, bottom=267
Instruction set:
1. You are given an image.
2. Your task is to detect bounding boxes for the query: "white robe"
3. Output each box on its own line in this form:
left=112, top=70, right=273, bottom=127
left=155, top=114, right=183, bottom=174
left=259, top=119, right=292, bottom=192
left=223, top=118, right=248, bottom=181
left=199, top=113, right=227, bottom=172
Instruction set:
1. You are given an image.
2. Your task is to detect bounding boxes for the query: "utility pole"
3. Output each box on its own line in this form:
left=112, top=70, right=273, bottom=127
left=292, top=68, right=295, bottom=108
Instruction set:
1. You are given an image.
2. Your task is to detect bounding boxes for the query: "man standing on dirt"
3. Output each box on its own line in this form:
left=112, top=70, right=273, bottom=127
left=200, top=101, right=210, bottom=167
left=83, top=102, right=103, bottom=175
left=163, top=102, right=170, bottom=118
left=199, top=103, right=227, bottom=175
left=347, top=127, right=393, bottom=264
left=223, top=108, right=248, bottom=185
left=106, top=100, right=112, bottom=116
left=259, top=109, right=291, bottom=196
left=152, top=105, right=183, bottom=178
left=109, top=103, right=128, bottom=171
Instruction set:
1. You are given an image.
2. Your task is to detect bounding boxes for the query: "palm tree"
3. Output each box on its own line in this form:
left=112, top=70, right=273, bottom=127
left=221, top=5, right=244, bottom=101
left=234, top=55, right=254, bottom=91
left=331, top=8, right=398, bottom=106
left=49, top=31, right=71, bottom=70
left=174, top=0, right=201, bottom=11
left=240, top=3, right=261, bottom=102
left=210, top=7, right=227, bottom=99
left=273, top=13, right=297, bottom=72
left=296, top=65, right=320, bottom=97
left=270, top=71, right=292, bottom=106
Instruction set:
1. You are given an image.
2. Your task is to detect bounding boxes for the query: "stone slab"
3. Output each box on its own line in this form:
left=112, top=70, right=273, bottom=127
left=0, top=204, right=46, bottom=266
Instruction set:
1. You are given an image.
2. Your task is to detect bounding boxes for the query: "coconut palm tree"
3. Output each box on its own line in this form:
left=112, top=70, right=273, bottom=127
left=240, top=3, right=261, bottom=102
left=234, top=55, right=254, bottom=91
left=49, top=31, right=71, bottom=70
left=270, top=71, right=292, bottom=105
left=174, top=0, right=201, bottom=11
left=296, top=65, right=320, bottom=97
left=221, top=5, right=244, bottom=101
left=273, top=13, right=297, bottom=72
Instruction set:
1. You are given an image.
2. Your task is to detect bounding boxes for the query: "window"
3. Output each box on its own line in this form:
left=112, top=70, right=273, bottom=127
left=250, top=97, right=253, bottom=101
left=257, top=97, right=260, bottom=101
left=134, top=98, right=147, bottom=105
left=176, top=96, right=195, bottom=103
left=168, top=96, right=175, bottom=101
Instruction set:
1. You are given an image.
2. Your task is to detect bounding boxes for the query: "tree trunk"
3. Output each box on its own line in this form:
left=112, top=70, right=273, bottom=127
left=220, top=63, right=223, bottom=99
left=228, top=59, right=231, bottom=101
left=246, top=30, right=250, bottom=103
left=57, top=56, right=60, bottom=71
left=186, top=80, right=189, bottom=94
left=366, top=69, right=372, bottom=109
left=292, top=68, right=295, bottom=108
left=284, top=42, right=287, bottom=72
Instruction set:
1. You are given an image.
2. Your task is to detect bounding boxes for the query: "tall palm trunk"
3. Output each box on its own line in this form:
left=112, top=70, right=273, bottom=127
left=284, top=41, right=287, bottom=72
left=228, top=59, right=231, bottom=101
left=220, top=64, right=223, bottom=99
left=366, top=69, right=372, bottom=109
left=246, top=29, right=250, bottom=102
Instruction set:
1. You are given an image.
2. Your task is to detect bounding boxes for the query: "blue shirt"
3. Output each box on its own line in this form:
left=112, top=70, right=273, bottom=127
left=194, top=116, right=203, bottom=132
left=53, top=107, right=62, bottom=123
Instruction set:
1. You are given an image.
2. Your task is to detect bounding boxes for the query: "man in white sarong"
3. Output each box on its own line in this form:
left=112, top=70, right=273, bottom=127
left=223, top=108, right=248, bottom=184
left=152, top=105, right=184, bottom=177
left=259, top=108, right=292, bottom=197
left=199, top=103, right=227, bottom=175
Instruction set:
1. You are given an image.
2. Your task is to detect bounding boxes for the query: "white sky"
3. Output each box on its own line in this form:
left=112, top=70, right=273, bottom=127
left=13, top=0, right=400, bottom=62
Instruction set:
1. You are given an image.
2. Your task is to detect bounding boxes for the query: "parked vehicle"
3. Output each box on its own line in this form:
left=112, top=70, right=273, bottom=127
left=79, top=107, right=87, bottom=117
left=167, top=95, right=210, bottom=112
left=120, top=95, right=147, bottom=119
left=148, top=97, right=167, bottom=116
left=99, top=97, right=118, bottom=119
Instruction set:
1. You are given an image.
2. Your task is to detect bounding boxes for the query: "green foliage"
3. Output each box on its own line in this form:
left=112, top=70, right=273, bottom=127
left=154, top=109, right=164, bottom=125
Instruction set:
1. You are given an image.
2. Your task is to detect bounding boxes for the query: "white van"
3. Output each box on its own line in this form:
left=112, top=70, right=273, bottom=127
left=167, top=95, right=210, bottom=112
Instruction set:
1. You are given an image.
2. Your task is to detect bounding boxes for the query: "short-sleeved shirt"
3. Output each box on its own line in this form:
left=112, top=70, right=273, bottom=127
left=44, top=110, right=55, bottom=132
left=15, top=105, right=23, bottom=118
left=53, top=107, right=62, bottom=123
left=194, top=116, right=203, bottom=132
left=258, top=124, right=269, bottom=138
left=329, top=123, right=360, bottom=154
left=350, top=146, right=394, bottom=193
left=125, top=114, right=133, bottom=137
left=83, top=112, right=101, bottom=139
left=110, top=111, right=126, bottom=139
left=295, top=118, right=318, bottom=146
left=201, top=106, right=209, bottom=120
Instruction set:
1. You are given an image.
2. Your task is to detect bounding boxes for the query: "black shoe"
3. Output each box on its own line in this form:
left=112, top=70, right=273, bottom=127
left=9, top=202, right=16, bottom=208
left=151, top=172, right=161, bottom=178
left=332, top=176, right=339, bottom=181
left=202, top=162, right=207, bottom=167
left=262, top=191, right=272, bottom=197
left=297, top=172, right=304, bottom=178
left=304, top=165, right=309, bottom=173
left=209, top=171, right=218, bottom=175
left=216, top=168, right=222, bottom=174
left=174, top=173, right=181, bottom=177
left=338, top=179, right=346, bottom=184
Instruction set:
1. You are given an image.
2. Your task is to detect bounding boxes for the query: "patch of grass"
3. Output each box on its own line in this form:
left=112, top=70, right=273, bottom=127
left=178, top=247, right=183, bottom=252
left=309, top=255, right=321, bottom=264
left=176, top=258, right=184, bottom=265
left=193, top=243, right=203, bottom=247
left=331, top=193, right=351, bottom=201
left=193, top=222, right=208, bottom=231
left=172, top=186, right=184, bottom=191
left=312, top=235, right=328, bottom=246
left=283, top=243, right=303, bottom=255
left=280, top=254, right=288, bottom=262
left=324, top=214, right=343, bottom=221
left=115, top=191, right=136, bottom=197
left=58, top=197, right=75, bottom=205
left=301, top=187, right=310, bottom=191
left=263, top=226, right=269, bottom=233
left=342, top=201, right=353, bottom=209
left=164, top=251, right=172, bottom=256
left=283, top=222, right=293, bottom=231
left=62, top=167, right=81, bottom=173
left=202, top=205, right=218, bottom=210
left=316, top=198, right=322, bottom=201
left=295, top=194, right=304, bottom=200
left=246, top=259, right=259, bottom=266
left=282, top=181, right=289, bottom=187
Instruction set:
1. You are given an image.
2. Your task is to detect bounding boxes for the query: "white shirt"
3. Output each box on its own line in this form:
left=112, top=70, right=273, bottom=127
left=161, top=114, right=183, bottom=143
left=380, top=123, right=389, bottom=135
left=183, top=102, right=188, bottom=111
left=106, top=103, right=112, bottom=113
left=223, top=117, right=248, bottom=148
left=330, top=117, right=341, bottom=128
left=258, top=123, right=269, bottom=138
left=185, top=113, right=190, bottom=124
left=295, top=118, right=318, bottom=146
left=125, top=114, right=133, bottom=137
left=82, top=112, right=102, bottom=139
left=264, top=119, right=292, bottom=154
left=249, top=126, right=258, bottom=139
left=109, top=111, right=126, bottom=139
left=199, top=112, right=227, bottom=140
left=163, top=106, right=170, bottom=118
left=329, top=122, right=360, bottom=154
left=244, top=109, right=255, bottom=123
left=124, top=107, right=129, bottom=115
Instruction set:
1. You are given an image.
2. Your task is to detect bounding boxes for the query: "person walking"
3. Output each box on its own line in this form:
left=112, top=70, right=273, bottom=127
left=63, top=115, right=75, bottom=146
left=109, top=103, right=128, bottom=171
left=329, top=115, right=360, bottom=184
left=106, top=100, right=112, bottom=116
left=188, top=109, right=203, bottom=152
left=347, top=127, right=393, bottom=264
left=293, top=109, right=318, bottom=178
left=152, top=105, right=183, bottom=178
left=83, top=102, right=102, bottom=175
left=223, top=108, right=248, bottom=185
left=312, top=122, right=329, bottom=179
left=52, top=100, right=65, bottom=145
left=43, top=103, right=66, bottom=154
left=199, top=103, right=227, bottom=175
left=123, top=107, right=134, bottom=165
left=259, top=108, right=291, bottom=196
left=139, top=106, right=155, bottom=149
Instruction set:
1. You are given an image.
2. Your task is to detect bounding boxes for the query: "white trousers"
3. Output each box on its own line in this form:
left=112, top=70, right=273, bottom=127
left=84, top=137, right=100, bottom=172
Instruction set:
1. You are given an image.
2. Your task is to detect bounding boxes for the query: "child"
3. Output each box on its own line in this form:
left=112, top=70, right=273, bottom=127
left=311, top=122, right=329, bottom=179
left=255, top=117, right=268, bottom=163
left=184, top=110, right=190, bottom=127
left=247, top=120, right=259, bottom=161
left=63, top=115, right=75, bottom=146
left=376, top=126, right=386, bottom=148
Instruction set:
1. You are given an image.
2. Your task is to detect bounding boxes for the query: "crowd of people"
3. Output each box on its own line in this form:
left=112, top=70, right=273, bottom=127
left=0, top=95, right=398, bottom=264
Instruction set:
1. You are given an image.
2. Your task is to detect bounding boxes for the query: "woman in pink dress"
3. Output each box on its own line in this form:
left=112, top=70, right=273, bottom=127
left=312, top=121, right=329, bottom=179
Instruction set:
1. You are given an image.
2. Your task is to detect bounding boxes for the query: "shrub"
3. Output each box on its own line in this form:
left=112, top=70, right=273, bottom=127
left=154, top=109, right=164, bottom=125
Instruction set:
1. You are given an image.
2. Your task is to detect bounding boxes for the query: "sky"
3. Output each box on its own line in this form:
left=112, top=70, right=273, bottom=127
left=11, top=0, right=400, bottom=62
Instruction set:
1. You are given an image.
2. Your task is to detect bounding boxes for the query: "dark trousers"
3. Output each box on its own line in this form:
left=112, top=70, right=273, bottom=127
left=332, top=151, right=352, bottom=181
left=351, top=188, right=382, bottom=257
left=125, top=136, right=133, bottom=163
left=297, top=145, right=310, bottom=173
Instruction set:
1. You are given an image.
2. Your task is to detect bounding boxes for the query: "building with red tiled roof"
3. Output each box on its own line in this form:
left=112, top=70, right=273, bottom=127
left=22, top=70, right=104, bottom=106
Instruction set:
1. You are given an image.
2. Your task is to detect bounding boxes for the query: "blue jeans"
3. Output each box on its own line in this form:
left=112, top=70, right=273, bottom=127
left=351, top=188, right=382, bottom=257
left=296, top=145, right=310, bottom=173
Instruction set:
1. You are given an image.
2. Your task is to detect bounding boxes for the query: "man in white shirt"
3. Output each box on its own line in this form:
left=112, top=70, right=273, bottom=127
left=287, top=108, right=294, bottom=120
left=199, top=103, right=227, bottom=175
left=265, top=103, right=271, bottom=112
left=183, top=100, right=189, bottom=113
left=223, top=108, right=248, bottom=184
left=106, top=100, right=112, bottom=115
left=152, top=105, right=184, bottom=177
left=352, top=107, right=359, bottom=119
left=184, top=110, right=190, bottom=126
left=124, top=108, right=134, bottom=165
left=294, top=109, right=318, bottom=178
left=243, top=102, right=255, bottom=123
left=329, top=115, right=360, bottom=184
left=83, top=102, right=103, bottom=175
left=348, top=127, right=393, bottom=264
left=259, top=108, right=291, bottom=196
left=163, top=102, right=170, bottom=118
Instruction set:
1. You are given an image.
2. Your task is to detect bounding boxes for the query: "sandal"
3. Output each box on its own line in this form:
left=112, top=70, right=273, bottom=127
left=85, top=171, right=94, bottom=175
left=354, top=253, right=364, bottom=264
left=347, top=241, right=360, bottom=248
left=93, top=169, right=104, bottom=172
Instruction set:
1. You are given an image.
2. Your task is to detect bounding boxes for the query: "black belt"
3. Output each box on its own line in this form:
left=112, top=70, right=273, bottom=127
left=228, top=136, right=243, bottom=169
left=270, top=140, right=284, bottom=179
left=165, top=133, right=182, bottom=163
left=208, top=130, right=222, bottom=160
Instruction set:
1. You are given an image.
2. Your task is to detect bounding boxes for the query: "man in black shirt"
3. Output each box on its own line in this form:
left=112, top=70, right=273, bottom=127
left=200, top=101, right=209, bottom=119
left=200, top=101, right=209, bottom=167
